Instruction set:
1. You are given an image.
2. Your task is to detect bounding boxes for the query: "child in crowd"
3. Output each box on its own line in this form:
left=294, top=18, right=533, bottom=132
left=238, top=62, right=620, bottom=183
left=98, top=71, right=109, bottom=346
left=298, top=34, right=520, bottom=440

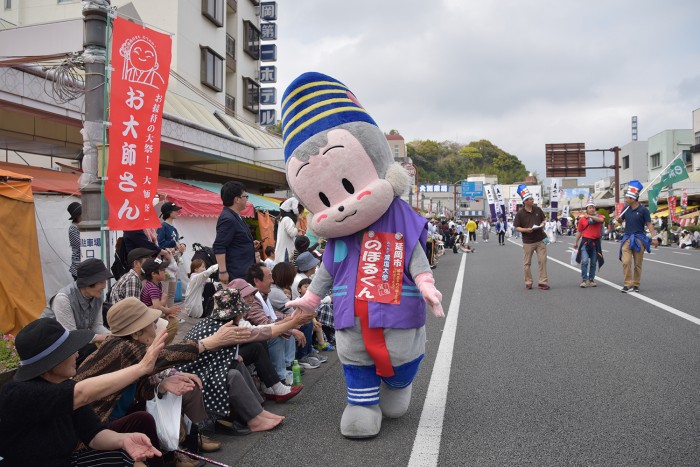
left=184, top=258, right=218, bottom=318
left=140, top=258, right=180, bottom=343
left=264, top=246, right=276, bottom=269
left=298, top=278, right=334, bottom=351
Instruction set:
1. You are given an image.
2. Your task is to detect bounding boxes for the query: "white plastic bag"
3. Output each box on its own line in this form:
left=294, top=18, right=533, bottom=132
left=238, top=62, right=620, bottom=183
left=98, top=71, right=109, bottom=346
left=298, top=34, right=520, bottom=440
left=570, top=248, right=578, bottom=266
left=145, top=389, right=182, bottom=451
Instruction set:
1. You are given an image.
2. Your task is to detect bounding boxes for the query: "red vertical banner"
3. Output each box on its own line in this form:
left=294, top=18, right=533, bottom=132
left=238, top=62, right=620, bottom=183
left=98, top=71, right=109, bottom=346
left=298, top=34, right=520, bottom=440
left=681, top=189, right=688, bottom=210
left=615, top=202, right=625, bottom=218
left=355, top=231, right=404, bottom=305
left=106, top=17, right=171, bottom=230
left=668, top=195, right=679, bottom=224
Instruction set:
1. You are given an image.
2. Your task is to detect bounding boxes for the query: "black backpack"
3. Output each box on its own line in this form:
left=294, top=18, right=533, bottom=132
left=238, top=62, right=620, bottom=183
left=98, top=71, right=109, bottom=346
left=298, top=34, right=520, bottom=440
left=192, top=243, right=218, bottom=279
left=110, top=237, right=129, bottom=280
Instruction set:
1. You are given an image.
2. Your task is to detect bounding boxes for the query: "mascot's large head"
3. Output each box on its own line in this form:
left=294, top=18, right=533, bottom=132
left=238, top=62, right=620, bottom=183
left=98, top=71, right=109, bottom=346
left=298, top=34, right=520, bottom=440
left=281, top=72, right=410, bottom=239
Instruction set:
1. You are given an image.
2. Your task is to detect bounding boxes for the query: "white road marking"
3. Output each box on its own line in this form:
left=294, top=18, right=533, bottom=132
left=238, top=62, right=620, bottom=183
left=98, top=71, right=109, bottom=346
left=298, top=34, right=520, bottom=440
left=408, top=252, right=466, bottom=467
left=672, top=251, right=692, bottom=256
left=643, top=258, right=700, bottom=272
left=546, top=255, right=700, bottom=326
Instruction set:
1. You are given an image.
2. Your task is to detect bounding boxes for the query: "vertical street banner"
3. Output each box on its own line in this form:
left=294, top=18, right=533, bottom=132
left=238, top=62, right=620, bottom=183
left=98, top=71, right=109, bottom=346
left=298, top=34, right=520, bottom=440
left=668, top=195, right=679, bottom=224
left=681, top=189, right=688, bottom=210
left=105, top=17, right=172, bottom=230
left=484, top=184, right=497, bottom=222
left=615, top=202, right=624, bottom=219
left=549, top=178, right=560, bottom=221
left=494, top=184, right=507, bottom=220
left=355, top=231, right=404, bottom=305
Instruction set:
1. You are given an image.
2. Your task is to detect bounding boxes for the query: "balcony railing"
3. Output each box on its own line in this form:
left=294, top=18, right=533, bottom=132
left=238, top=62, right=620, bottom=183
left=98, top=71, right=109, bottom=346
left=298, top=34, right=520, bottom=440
left=691, top=144, right=700, bottom=154
left=226, top=34, right=236, bottom=73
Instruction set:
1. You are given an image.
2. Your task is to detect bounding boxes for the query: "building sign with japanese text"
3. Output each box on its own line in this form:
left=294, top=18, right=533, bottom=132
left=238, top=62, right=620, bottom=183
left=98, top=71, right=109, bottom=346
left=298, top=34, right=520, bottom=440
left=106, top=16, right=171, bottom=230
left=355, top=231, right=404, bottom=305
left=419, top=184, right=450, bottom=193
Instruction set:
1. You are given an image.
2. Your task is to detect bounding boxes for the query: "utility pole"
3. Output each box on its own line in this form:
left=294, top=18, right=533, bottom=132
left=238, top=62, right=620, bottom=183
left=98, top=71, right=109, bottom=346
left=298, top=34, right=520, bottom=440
left=79, top=0, right=110, bottom=260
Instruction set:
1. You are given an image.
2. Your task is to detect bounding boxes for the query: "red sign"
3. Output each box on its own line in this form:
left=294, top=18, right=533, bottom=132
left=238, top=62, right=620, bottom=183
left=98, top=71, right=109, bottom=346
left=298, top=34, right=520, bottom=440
left=615, top=202, right=625, bottom=218
left=105, top=17, right=172, bottom=230
left=668, top=195, right=679, bottom=224
left=355, top=231, right=404, bottom=305
left=681, top=189, right=688, bottom=209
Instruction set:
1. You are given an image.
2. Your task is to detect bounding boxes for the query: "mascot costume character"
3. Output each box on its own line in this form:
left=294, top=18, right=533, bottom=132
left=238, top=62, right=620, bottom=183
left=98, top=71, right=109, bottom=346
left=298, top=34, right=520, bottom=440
left=283, top=72, right=444, bottom=438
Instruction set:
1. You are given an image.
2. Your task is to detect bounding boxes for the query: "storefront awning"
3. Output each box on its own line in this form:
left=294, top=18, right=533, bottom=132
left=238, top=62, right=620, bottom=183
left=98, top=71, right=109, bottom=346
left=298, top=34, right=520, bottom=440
left=651, top=205, right=699, bottom=218
left=176, top=179, right=281, bottom=213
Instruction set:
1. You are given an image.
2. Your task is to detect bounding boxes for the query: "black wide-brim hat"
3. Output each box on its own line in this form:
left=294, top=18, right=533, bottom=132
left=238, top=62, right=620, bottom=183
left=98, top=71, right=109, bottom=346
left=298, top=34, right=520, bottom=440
left=14, top=318, right=94, bottom=382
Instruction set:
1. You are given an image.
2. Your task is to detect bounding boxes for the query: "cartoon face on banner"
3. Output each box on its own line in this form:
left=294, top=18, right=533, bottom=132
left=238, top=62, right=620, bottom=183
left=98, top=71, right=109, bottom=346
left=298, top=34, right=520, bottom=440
left=105, top=17, right=172, bottom=230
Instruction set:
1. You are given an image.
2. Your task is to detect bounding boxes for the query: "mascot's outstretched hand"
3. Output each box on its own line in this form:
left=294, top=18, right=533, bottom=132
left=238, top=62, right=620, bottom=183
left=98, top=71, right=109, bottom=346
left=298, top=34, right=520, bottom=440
left=286, top=290, right=322, bottom=316
left=414, top=272, right=444, bottom=318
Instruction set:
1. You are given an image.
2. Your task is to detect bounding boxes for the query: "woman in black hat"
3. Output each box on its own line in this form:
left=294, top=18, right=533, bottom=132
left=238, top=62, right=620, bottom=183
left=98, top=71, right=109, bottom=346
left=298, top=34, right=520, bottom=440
left=67, top=201, right=82, bottom=280
left=0, top=318, right=166, bottom=466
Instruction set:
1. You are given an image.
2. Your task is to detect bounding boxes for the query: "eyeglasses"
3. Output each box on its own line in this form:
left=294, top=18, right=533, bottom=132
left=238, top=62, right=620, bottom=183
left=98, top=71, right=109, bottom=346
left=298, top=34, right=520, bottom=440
left=239, top=195, right=249, bottom=199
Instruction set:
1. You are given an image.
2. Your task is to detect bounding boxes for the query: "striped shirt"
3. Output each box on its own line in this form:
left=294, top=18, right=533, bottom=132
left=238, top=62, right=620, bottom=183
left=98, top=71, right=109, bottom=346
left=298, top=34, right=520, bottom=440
left=68, top=223, right=81, bottom=277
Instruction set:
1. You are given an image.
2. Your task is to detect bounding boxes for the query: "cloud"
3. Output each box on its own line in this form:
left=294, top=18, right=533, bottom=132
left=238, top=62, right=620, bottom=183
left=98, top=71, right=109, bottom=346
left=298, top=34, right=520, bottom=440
left=273, top=0, right=699, bottom=182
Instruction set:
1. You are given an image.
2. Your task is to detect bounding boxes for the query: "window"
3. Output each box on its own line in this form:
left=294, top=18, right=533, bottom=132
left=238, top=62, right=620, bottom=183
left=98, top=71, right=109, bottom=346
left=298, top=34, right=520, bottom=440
left=243, top=77, right=260, bottom=114
left=225, top=93, right=235, bottom=117
left=393, top=145, right=399, bottom=159
left=202, top=0, right=224, bottom=26
left=200, top=47, right=223, bottom=91
left=243, top=20, right=260, bottom=59
left=622, top=155, right=629, bottom=170
left=650, top=153, right=660, bottom=168
left=682, top=149, right=692, bottom=165
left=4, top=0, right=11, bottom=10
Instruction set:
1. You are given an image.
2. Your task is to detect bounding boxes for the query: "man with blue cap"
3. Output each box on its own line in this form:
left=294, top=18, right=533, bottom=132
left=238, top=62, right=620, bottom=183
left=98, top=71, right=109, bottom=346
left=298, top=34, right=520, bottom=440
left=615, top=180, right=658, bottom=293
left=513, top=184, right=549, bottom=289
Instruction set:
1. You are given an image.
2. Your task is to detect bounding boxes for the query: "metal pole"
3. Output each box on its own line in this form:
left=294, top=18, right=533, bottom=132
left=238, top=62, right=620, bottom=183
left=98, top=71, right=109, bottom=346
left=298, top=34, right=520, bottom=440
left=80, top=0, right=110, bottom=261
left=613, top=146, right=620, bottom=205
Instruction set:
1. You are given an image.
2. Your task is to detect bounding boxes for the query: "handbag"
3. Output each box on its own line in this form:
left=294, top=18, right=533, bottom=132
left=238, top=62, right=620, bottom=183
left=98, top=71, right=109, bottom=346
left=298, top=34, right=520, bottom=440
left=145, top=388, right=183, bottom=451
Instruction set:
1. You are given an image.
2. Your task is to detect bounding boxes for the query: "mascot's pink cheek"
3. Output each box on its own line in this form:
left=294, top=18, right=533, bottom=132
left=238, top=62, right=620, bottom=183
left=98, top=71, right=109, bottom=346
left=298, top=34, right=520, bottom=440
left=357, top=191, right=371, bottom=201
left=316, top=214, right=328, bottom=223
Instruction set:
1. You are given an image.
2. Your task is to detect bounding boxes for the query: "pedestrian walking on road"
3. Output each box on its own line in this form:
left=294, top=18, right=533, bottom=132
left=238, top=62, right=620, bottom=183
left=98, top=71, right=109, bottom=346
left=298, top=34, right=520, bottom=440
left=573, top=196, right=605, bottom=288
left=513, top=185, right=549, bottom=290
left=616, top=180, right=658, bottom=293
left=496, top=216, right=507, bottom=245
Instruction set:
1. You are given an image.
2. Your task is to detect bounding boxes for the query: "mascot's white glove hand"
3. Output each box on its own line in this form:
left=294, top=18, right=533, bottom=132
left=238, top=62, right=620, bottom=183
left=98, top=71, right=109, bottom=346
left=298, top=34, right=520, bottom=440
left=414, top=272, right=444, bottom=318
left=286, top=291, right=322, bottom=317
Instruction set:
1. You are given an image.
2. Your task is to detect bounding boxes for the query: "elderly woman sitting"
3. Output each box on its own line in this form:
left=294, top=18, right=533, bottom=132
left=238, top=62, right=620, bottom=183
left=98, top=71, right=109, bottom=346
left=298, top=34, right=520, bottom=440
left=0, top=318, right=164, bottom=466
left=178, top=288, right=312, bottom=434
left=75, top=297, right=247, bottom=466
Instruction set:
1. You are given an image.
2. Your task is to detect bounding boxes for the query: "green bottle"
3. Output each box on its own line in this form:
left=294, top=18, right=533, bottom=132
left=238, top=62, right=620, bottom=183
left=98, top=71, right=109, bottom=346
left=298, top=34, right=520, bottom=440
left=292, top=359, right=302, bottom=386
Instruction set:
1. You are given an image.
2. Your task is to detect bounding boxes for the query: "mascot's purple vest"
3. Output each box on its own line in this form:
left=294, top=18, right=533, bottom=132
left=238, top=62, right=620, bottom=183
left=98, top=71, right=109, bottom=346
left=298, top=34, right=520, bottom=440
left=324, top=198, right=428, bottom=330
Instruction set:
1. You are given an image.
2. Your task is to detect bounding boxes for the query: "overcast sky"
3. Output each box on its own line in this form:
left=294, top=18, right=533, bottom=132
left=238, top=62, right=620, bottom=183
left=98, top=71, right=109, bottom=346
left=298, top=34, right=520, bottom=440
left=273, top=0, right=699, bottom=184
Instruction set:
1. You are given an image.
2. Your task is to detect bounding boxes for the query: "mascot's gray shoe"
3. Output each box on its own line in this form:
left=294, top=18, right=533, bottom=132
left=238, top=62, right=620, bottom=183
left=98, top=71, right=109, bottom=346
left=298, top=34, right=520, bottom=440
left=379, top=382, right=412, bottom=418
left=340, top=404, right=382, bottom=438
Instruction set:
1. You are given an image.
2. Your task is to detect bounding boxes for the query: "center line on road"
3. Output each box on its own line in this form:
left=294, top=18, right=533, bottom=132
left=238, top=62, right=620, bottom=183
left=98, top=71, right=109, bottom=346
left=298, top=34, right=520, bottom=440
left=546, top=255, right=700, bottom=326
left=408, top=252, right=466, bottom=467
left=672, top=251, right=692, bottom=256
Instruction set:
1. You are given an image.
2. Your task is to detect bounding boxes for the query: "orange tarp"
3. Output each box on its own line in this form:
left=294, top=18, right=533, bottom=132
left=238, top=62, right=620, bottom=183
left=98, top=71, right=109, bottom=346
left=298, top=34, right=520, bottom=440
left=0, top=168, right=46, bottom=336
left=257, top=210, right=275, bottom=259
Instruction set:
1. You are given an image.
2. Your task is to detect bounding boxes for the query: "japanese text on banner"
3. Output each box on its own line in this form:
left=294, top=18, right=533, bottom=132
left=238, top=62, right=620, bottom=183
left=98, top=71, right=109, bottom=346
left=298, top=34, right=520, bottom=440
left=355, top=232, right=404, bottom=305
left=105, top=16, right=172, bottom=230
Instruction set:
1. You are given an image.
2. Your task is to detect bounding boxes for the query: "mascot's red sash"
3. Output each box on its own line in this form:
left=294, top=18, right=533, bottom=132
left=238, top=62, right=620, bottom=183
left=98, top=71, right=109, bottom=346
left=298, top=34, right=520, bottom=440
left=354, top=230, right=405, bottom=377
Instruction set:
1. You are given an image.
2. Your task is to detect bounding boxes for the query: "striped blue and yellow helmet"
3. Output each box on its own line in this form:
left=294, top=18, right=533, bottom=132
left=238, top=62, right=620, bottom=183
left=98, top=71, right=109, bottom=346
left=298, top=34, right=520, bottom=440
left=281, top=72, right=377, bottom=161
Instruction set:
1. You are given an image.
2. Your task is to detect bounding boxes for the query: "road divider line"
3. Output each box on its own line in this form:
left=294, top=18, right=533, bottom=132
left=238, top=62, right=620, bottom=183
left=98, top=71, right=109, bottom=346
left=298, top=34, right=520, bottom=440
left=546, top=255, right=700, bottom=326
left=408, top=252, right=466, bottom=467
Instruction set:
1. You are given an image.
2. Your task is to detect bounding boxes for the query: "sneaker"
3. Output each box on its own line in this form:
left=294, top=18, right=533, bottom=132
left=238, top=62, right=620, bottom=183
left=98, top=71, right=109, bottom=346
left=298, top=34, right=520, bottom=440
left=262, top=382, right=303, bottom=402
left=525, top=283, right=533, bottom=290
left=310, top=350, right=328, bottom=363
left=297, top=356, right=321, bottom=369
left=632, top=286, right=639, bottom=293
left=588, top=280, right=597, bottom=287
left=580, top=281, right=587, bottom=288
left=621, top=286, right=631, bottom=293
left=318, top=342, right=335, bottom=351
left=537, top=284, right=550, bottom=290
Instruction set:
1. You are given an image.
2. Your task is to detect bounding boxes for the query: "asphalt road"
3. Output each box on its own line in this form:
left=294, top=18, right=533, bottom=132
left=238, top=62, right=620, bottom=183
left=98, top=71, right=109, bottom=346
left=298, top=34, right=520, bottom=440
left=201, top=236, right=700, bottom=467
